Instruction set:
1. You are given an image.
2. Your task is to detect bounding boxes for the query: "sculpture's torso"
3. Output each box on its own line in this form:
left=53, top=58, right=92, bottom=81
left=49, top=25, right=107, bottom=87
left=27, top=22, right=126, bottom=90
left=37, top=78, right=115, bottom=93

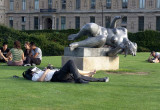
left=87, top=23, right=128, bottom=48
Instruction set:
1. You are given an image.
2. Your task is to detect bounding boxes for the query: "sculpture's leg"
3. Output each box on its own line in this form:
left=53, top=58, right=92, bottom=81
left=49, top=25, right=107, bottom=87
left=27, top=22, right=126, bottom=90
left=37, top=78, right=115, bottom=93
left=68, top=23, right=100, bottom=40
left=110, top=16, right=122, bottom=28
left=69, top=36, right=107, bottom=51
left=106, top=47, right=123, bottom=57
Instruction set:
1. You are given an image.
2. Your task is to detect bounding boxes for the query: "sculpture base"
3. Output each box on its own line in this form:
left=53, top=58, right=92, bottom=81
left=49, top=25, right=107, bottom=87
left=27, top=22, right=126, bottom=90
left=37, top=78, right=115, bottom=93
left=62, top=56, right=119, bottom=71
left=64, top=47, right=111, bottom=57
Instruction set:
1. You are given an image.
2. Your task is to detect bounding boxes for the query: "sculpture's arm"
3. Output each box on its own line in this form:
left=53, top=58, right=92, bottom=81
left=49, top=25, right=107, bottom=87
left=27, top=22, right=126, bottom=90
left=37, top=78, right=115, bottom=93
left=68, top=33, right=79, bottom=41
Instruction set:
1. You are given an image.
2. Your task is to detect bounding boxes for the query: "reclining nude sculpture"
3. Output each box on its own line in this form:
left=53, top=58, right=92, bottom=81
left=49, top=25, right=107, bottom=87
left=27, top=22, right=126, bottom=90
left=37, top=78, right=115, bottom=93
left=68, top=16, right=137, bottom=57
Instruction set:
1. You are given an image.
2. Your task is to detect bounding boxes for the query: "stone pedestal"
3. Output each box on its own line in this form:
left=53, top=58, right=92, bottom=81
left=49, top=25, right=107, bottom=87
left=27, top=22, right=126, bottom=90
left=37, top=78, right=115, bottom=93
left=62, top=47, right=119, bottom=71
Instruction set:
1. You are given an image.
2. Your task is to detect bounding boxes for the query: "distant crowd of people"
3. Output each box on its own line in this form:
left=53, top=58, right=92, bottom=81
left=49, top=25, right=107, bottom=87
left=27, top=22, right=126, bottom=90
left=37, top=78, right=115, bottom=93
left=0, top=41, right=42, bottom=66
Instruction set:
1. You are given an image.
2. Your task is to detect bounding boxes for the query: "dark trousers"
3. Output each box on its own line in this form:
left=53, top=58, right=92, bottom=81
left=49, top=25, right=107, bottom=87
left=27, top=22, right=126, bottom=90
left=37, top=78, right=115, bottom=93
left=0, top=59, right=6, bottom=63
left=50, top=60, right=105, bottom=83
left=24, top=56, right=41, bottom=65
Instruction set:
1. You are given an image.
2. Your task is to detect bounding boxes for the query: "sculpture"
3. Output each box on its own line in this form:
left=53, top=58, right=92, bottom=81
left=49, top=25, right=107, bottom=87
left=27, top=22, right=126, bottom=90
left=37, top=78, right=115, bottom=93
left=68, top=16, right=137, bottom=57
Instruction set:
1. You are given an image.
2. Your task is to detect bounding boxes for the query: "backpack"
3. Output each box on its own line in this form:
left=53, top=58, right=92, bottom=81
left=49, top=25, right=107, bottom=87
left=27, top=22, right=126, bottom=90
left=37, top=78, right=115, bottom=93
left=22, top=67, right=34, bottom=80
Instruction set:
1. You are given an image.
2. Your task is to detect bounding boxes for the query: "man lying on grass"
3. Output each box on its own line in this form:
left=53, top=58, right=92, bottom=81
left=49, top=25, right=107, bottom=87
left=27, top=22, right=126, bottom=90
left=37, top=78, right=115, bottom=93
left=148, top=51, right=160, bottom=63
left=23, top=60, right=109, bottom=84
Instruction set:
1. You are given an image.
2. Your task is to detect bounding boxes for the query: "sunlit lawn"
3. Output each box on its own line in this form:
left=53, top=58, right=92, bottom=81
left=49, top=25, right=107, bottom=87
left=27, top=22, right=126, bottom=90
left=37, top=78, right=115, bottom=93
left=0, top=53, right=159, bottom=110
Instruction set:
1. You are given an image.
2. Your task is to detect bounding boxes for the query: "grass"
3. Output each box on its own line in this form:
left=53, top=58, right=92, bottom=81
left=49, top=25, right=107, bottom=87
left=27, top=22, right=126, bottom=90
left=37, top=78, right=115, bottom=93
left=0, top=53, right=160, bottom=110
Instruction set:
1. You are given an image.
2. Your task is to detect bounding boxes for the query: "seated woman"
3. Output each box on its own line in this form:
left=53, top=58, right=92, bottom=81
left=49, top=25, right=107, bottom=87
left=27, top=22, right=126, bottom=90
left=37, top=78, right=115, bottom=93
left=23, top=42, right=32, bottom=66
left=23, top=60, right=109, bottom=84
left=6, top=41, right=25, bottom=66
left=148, top=51, right=160, bottom=63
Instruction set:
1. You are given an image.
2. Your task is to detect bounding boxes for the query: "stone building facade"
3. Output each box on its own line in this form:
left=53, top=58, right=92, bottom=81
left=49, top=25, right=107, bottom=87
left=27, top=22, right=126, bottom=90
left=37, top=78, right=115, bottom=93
left=1, top=0, right=160, bottom=33
left=0, top=0, right=5, bottom=25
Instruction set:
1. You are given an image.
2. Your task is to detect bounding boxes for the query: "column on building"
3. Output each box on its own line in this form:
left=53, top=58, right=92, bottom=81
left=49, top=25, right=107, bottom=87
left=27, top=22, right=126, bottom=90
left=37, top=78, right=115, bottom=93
left=52, top=16, right=55, bottom=30
left=39, top=15, right=43, bottom=30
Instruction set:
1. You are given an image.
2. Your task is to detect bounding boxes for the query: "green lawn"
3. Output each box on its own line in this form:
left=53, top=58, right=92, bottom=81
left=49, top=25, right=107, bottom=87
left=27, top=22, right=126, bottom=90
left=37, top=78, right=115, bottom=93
left=0, top=53, right=160, bottom=110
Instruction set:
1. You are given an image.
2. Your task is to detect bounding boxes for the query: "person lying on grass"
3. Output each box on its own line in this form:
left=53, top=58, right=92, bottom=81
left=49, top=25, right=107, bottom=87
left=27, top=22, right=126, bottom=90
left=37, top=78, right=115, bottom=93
left=148, top=51, right=160, bottom=63
left=23, top=60, right=109, bottom=84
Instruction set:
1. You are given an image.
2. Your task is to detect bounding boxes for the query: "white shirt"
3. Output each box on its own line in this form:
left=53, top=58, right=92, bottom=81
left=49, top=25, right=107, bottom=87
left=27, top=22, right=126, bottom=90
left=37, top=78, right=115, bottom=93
left=155, top=52, right=160, bottom=59
left=32, top=47, right=42, bottom=60
left=32, top=69, right=59, bottom=82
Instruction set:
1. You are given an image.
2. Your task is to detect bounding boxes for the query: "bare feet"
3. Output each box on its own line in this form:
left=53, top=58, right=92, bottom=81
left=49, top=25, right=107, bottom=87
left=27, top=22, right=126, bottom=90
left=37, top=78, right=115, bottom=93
left=89, top=70, right=96, bottom=77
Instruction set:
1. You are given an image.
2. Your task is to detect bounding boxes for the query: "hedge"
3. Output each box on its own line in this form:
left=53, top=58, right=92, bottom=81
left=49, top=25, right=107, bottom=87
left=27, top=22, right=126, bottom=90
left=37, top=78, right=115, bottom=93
left=0, top=25, right=83, bottom=56
left=128, top=30, right=160, bottom=52
left=1, top=25, right=160, bottom=56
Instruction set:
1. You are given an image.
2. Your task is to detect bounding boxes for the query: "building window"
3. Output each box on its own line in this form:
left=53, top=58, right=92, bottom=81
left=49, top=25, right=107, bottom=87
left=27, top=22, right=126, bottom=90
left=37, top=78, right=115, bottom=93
left=157, top=0, right=160, bottom=8
left=75, top=17, right=80, bottom=29
left=61, top=16, right=66, bottom=30
left=139, top=0, right=145, bottom=8
left=106, top=0, right=111, bottom=9
left=105, top=16, right=111, bottom=28
left=138, top=16, right=144, bottom=31
left=122, top=0, right=128, bottom=9
left=35, top=0, right=39, bottom=10
left=22, top=0, right=26, bottom=10
left=76, top=0, right=81, bottom=10
left=61, top=0, right=66, bottom=9
left=90, top=0, right=96, bottom=9
left=90, top=16, right=95, bottom=23
left=34, top=17, right=39, bottom=30
left=10, top=0, right=14, bottom=11
left=22, top=16, right=26, bottom=23
left=48, top=0, right=52, bottom=9
left=156, top=17, right=160, bottom=31
left=22, top=25, right=25, bottom=30
left=9, top=17, right=13, bottom=28
left=122, top=16, right=127, bottom=24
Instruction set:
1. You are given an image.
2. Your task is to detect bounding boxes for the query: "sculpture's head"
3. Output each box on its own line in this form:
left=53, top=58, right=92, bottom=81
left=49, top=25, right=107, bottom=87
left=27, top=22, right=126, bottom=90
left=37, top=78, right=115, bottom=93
left=112, top=25, right=137, bottom=57
left=124, top=40, right=137, bottom=57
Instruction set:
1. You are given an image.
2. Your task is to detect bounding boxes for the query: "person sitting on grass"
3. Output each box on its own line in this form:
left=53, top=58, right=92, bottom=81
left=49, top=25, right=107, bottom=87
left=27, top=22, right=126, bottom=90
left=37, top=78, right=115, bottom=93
left=6, top=41, right=25, bottom=66
left=29, top=42, right=42, bottom=66
left=23, top=60, right=109, bottom=84
left=0, top=50, right=8, bottom=62
left=148, top=51, right=160, bottom=63
left=0, top=42, right=10, bottom=63
left=23, top=42, right=32, bottom=66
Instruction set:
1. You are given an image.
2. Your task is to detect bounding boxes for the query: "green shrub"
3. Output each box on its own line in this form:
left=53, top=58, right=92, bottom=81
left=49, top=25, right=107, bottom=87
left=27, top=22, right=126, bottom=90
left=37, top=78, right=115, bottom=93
left=1, top=25, right=160, bottom=56
left=138, top=46, right=150, bottom=52
left=128, top=30, right=160, bottom=52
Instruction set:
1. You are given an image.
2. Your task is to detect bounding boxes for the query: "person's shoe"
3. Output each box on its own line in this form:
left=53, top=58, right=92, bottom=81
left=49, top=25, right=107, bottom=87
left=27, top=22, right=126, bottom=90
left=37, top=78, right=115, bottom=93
left=76, top=78, right=89, bottom=84
left=24, top=64, right=31, bottom=66
left=104, top=77, right=109, bottom=82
